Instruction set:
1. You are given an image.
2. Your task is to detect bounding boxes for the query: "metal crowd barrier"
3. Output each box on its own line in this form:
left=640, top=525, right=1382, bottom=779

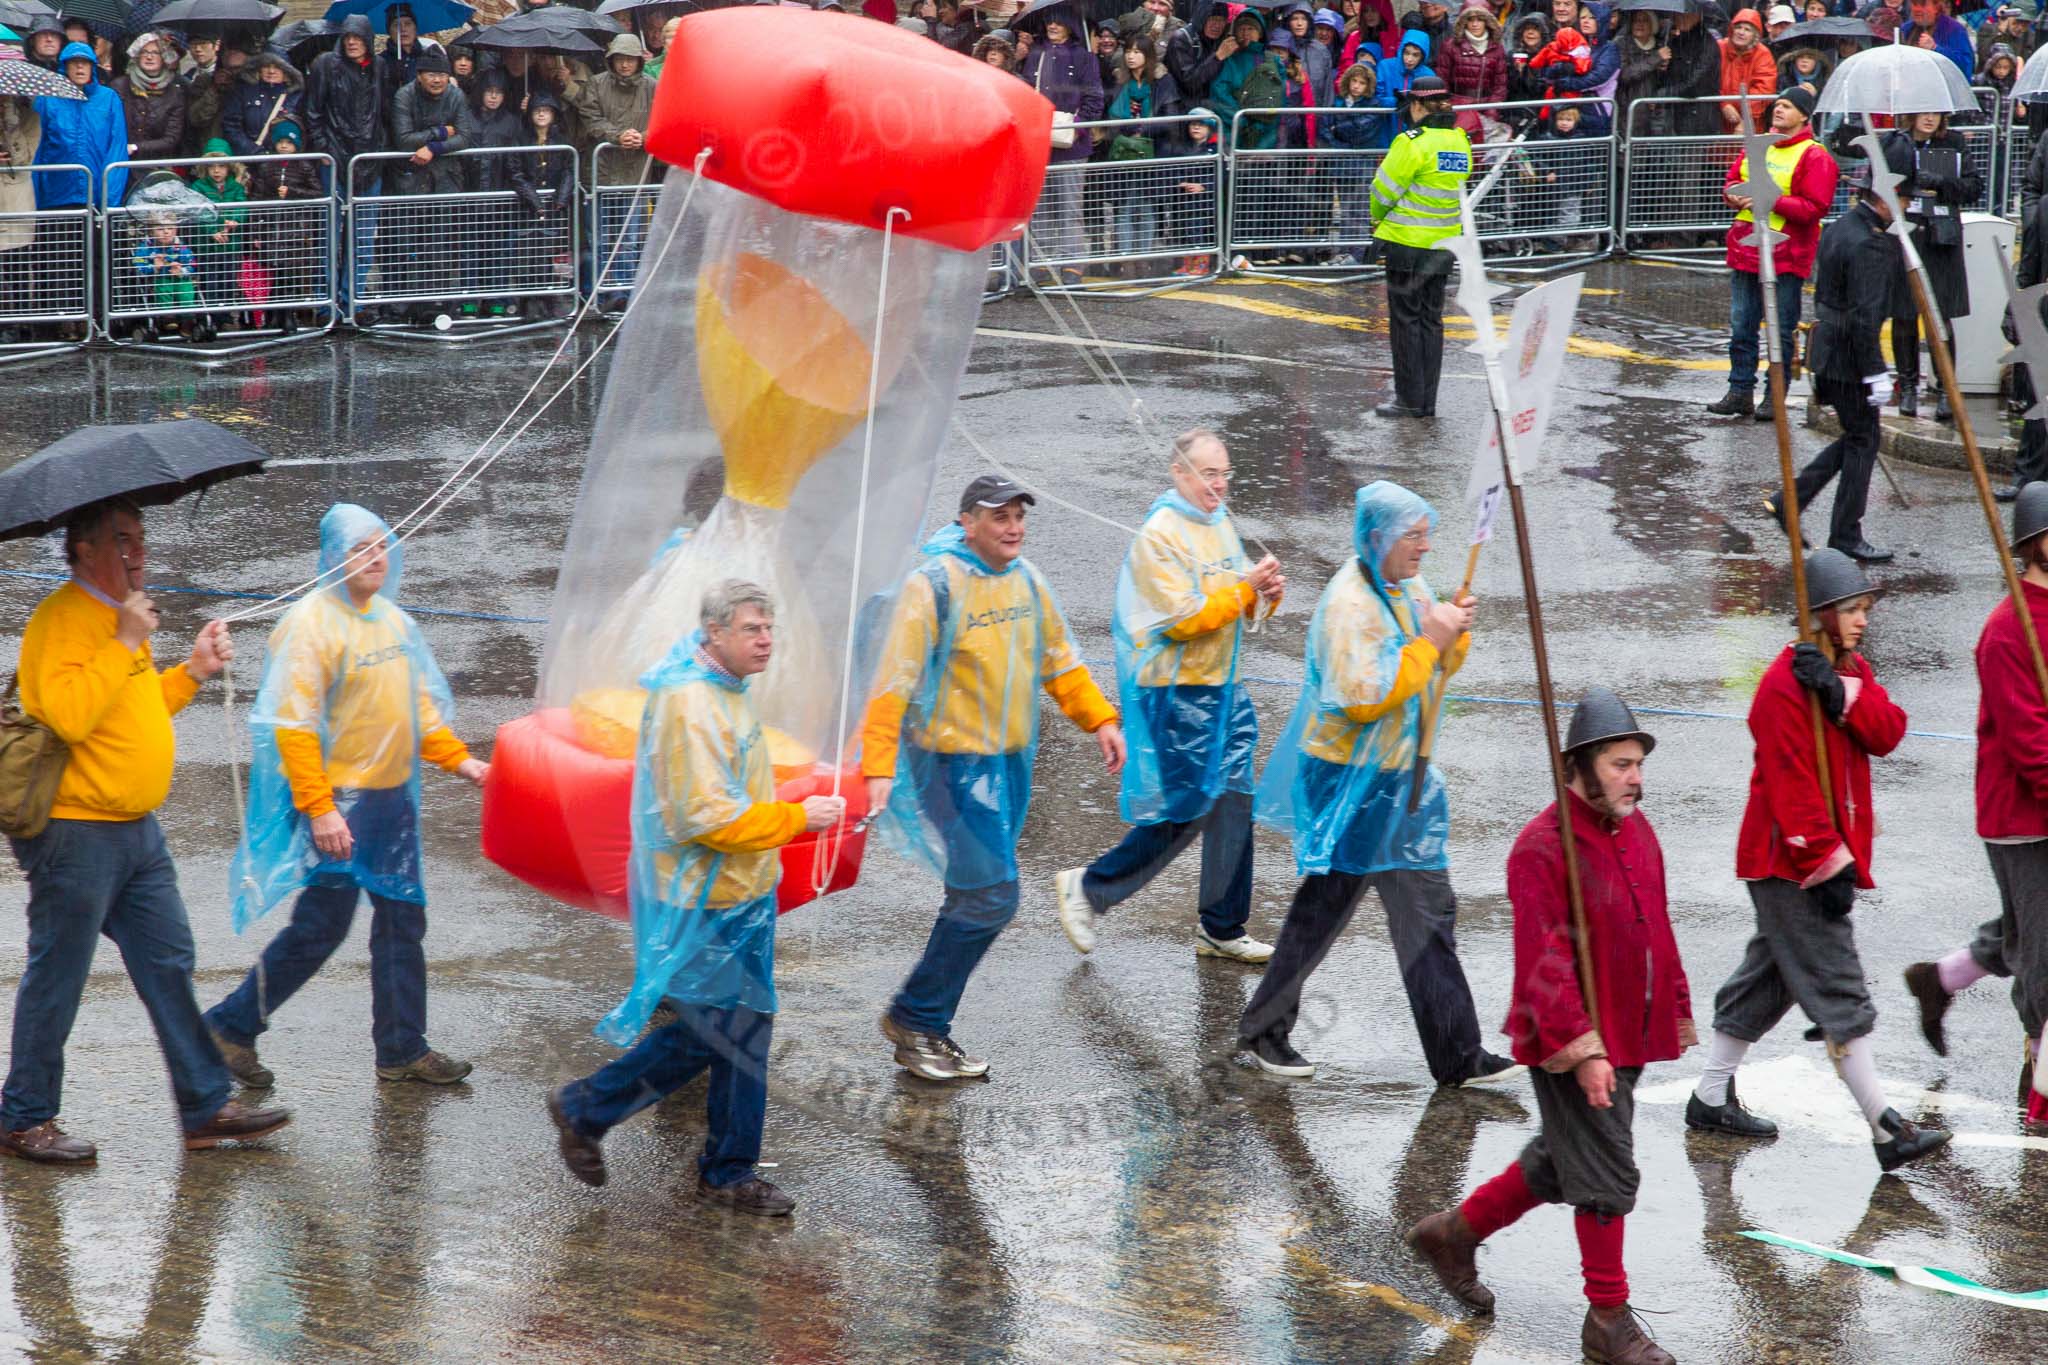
left=0, top=164, right=92, bottom=366
left=101, top=154, right=337, bottom=357
left=1021, top=115, right=1224, bottom=293
left=345, top=146, right=580, bottom=339
left=1467, top=100, right=1616, bottom=270
left=588, top=142, right=660, bottom=307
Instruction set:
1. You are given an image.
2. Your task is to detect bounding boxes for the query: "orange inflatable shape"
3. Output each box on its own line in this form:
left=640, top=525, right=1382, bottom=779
left=647, top=7, right=1052, bottom=253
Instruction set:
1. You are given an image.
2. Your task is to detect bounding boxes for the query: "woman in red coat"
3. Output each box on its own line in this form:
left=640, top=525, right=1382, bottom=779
left=1687, top=550, right=1952, bottom=1174
left=1407, top=688, right=1688, bottom=1365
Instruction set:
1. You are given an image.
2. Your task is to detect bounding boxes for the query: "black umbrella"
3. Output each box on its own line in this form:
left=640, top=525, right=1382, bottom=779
left=270, top=14, right=338, bottom=59
left=1010, top=0, right=1078, bottom=32
left=0, top=419, right=269, bottom=543
left=467, top=8, right=605, bottom=51
left=55, top=0, right=131, bottom=30
left=1612, top=0, right=1686, bottom=12
left=0, top=0, right=57, bottom=25
left=1770, top=15, right=1877, bottom=46
left=149, top=0, right=282, bottom=25
left=492, top=2, right=618, bottom=35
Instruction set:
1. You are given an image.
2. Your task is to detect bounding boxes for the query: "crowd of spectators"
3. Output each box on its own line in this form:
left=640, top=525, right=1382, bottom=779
left=2, top=0, right=2045, bottom=329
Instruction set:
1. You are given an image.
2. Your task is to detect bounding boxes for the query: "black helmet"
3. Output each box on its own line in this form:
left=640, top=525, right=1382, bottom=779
left=1564, top=686, right=1656, bottom=756
left=2012, top=480, right=2048, bottom=551
left=1805, top=547, right=1882, bottom=613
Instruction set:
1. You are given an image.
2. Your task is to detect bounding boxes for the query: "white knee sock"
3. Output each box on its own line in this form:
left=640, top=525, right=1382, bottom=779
left=1694, top=1031, right=1750, bottom=1107
left=2036, top=1023, right=2048, bottom=1099
left=1831, top=1035, right=1893, bottom=1139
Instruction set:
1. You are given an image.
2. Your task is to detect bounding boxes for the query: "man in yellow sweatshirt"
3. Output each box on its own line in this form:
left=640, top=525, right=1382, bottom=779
left=204, top=505, right=487, bottom=1089
left=3, top=498, right=290, bottom=1163
left=546, top=580, right=844, bottom=1216
left=862, top=476, right=1126, bottom=1082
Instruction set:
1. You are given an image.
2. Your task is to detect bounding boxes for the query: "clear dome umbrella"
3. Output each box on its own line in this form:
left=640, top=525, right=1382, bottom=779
left=1814, top=41, right=1976, bottom=117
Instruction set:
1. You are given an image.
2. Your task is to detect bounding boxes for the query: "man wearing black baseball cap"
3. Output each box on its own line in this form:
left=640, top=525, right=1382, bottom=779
left=860, top=476, right=1125, bottom=1081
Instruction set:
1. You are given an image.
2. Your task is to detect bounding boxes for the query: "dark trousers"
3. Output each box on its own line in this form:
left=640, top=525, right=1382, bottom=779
left=206, top=880, right=429, bottom=1070
left=1238, top=867, right=1485, bottom=1084
left=1791, top=374, right=1881, bottom=551
left=1712, top=877, right=1878, bottom=1046
left=2, top=817, right=231, bottom=1134
left=1383, top=241, right=1450, bottom=413
left=1081, top=789, right=1253, bottom=941
left=1980, top=841, right=2048, bottom=1039
left=1728, top=268, right=1803, bottom=393
left=1890, top=308, right=1954, bottom=389
left=1519, top=1065, right=1643, bottom=1217
left=2014, top=365, right=2048, bottom=486
left=557, top=1002, right=772, bottom=1188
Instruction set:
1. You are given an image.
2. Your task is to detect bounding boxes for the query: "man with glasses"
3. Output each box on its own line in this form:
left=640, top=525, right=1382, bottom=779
left=1235, top=481, right=1521, bottom=1088
left=1053, top=430, right=1285, bottom=964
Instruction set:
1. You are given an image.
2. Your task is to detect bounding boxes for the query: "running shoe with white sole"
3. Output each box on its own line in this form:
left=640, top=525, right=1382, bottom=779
left=881, top=1012, right=965, bottom=1082
left=1054, top=867, right=1097, bottom=954
left=933, top=1034, right=990, bottom=1079
left=1196, top=929, right=1273, bottom=963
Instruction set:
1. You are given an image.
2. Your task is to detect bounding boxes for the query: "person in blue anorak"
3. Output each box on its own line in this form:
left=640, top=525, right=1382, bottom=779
left=1235, top=482, right=1523, bottom=1088
left=1052, top=430, right=1285, bottom=964
left=205, top=505, right=487, bottom=1089
left=33, top=42, right=130, bottom=209
left=861, top=476, right=1126, bottom=1082
left=546, top=580, right=845, bottom=1217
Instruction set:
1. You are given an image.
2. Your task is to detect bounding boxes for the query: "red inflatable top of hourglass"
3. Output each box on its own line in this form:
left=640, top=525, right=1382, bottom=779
left=645, top=7, right=1054, bottom=254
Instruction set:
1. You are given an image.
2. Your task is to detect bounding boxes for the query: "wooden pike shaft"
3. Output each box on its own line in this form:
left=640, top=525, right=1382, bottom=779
left=1906, top=269, right=2048, bottom=705
left=1502, top=473, right=1598, bottom=1037
left=1408, top=541, right=1482, bottom=813
left=1763, top=353, right=1837, bottom=815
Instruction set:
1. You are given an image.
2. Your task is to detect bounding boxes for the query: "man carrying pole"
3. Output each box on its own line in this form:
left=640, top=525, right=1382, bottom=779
left=1686, top=550, right=1952, bottom=1172
left=1053, top=429, right=1284, bottom=964
left=1903, top=482, right=2048, bottom=1125
left=1408, top=688, right=1692, bottom=1365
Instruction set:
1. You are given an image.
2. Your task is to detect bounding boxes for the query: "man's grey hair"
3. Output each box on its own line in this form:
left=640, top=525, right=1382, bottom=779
left=62, top=496, right=142, bottom=566
left=700, top=578, right=774, bottom=629
left=1170, top=428, right=1224, bottom=470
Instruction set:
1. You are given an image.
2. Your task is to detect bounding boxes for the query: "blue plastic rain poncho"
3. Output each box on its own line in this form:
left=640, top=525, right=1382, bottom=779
left=1113, top=491, right=1260, bottom=826
left=33, top=43, right=129, bottom=208
left=230, top=505, right=459, bottom=929
left=864, top=524, right=1109, bottom=890
left=1254, top=482, right=1469, bottom=876
left=594, top=631, right=787, bottom=1045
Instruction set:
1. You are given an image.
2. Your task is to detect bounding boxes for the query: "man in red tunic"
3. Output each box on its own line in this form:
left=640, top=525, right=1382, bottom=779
left=1903, top=483, right=2048, bottom=1125
left=1406, top=688, right=1689, bottom=1365
left=1686, top=549, right=1951, bottom=1172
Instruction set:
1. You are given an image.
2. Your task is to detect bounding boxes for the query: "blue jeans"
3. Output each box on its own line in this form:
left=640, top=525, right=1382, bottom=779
left=1728, top=268, right=1803, bottom=393
left=2, top=817, right=232, bottom=1134
left=206, top=879, right=429, bottom=1070
left=557, top=1002, right=772, bottom=1188
left=1082, top=788, right=1253, bottom=941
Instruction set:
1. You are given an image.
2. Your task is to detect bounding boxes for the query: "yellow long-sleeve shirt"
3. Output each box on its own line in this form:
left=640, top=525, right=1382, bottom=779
left=859, top=558, right=1116, bottom=779
left=19, top=581, right=198, bottom=821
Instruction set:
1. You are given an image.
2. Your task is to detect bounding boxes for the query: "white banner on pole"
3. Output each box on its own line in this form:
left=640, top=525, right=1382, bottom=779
left=1465, top=272, right=1586, bottom=539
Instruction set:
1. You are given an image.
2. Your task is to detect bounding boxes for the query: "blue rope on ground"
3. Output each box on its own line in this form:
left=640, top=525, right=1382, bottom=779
left=0, top=569, right=1968, bottom=742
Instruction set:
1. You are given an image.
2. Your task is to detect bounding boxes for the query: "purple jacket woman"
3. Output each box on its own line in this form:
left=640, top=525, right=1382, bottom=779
left=1019, top=2, right=1105, bottom=162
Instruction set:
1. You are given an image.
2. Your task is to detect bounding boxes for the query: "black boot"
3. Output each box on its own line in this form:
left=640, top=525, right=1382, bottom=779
left=1754, top=388, right=1776, bottom=422
left=1685, top=1077, right=1779, bottom=1138
left=1933, top=388, right=1953, bottom=424
left=1705, top=386, right=1754, bottom=417
left=1873, top=1108, right=1951, bottom=1172
left=1898, top=379, right=1919, bottom=418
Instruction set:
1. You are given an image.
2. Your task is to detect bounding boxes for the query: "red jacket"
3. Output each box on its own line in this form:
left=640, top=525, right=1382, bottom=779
left=1736, top=645, right=1907, bottom=889
left=1502, top=793, right=1696, bottom=1072
left=1722, top=129, right=1836, bottom=279
left=1443, top=33, right=1508, bottom=105
left=1976, top=581, right=2048, bottom=840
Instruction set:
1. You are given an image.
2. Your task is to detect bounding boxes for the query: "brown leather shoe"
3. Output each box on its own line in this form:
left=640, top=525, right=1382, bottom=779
left=1404, top=1210, right=1494, bottom=1312
left=0, top=1120, right=97, bottom=1165
left=183, top=1099, right=291, bottom=1150
left=375, top=1050, right=473, bottom=1085
left=695, top=1174, right=795, bottom=1217
left=1902, top=962, right=1952, bottom=1058
left=545, top=1086, right=606, bottom=1188
left=1582, top=1305, right=1676, bottom=1364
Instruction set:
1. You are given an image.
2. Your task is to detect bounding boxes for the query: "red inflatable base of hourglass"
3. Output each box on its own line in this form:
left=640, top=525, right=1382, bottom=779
left=480, top=709, right=868, bottom=919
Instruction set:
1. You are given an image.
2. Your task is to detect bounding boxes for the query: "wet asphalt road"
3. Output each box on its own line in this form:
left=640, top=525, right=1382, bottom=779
left=0, top=262, right=2041, bottom=1364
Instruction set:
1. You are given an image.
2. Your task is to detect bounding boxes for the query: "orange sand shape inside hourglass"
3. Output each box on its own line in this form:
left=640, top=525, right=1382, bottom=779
left=696, top=253, right=874, bottom=511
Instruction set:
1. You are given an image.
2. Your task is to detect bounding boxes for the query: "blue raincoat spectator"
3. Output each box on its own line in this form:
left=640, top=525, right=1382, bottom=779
left=1375, top=28, right=1439, bottom=130
left=1052, top=431, right=1285, bottom=965
left=33, top=41, right=128, bottom=207
left=860, top=478, right=1124, bottom=1083
left=205, top=505, right=486, bottom=1089
left=546, top=581, right=844, bottom=1217
left=1234, top=482, right=1521, bottom=1089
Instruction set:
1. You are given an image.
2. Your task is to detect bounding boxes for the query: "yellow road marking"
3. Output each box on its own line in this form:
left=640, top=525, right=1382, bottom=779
left=1283, top=1242, right=1481, bottom=1344
left=1171, top=288, right=1722, bottom=371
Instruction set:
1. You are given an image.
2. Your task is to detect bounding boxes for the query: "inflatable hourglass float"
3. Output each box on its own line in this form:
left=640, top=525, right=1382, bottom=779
left=481, top=7, right=1053, bottom=917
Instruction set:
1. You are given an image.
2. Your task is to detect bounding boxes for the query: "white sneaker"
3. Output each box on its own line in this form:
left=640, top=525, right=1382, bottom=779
left=1196, top=929, right=1273, bottom=963
left=1054, top=868, right=1097, bottom=954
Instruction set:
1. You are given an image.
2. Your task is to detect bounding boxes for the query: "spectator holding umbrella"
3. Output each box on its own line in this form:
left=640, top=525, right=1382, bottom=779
left=221, top=49, right=301, bottom=158
left=33, top=42, right=127, bottom=209
left=1881, top=112, right=1976, bottom=423
left=1659, top=4, right=1723, bottom=134
left=113, top=32, right=188, bottom=161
